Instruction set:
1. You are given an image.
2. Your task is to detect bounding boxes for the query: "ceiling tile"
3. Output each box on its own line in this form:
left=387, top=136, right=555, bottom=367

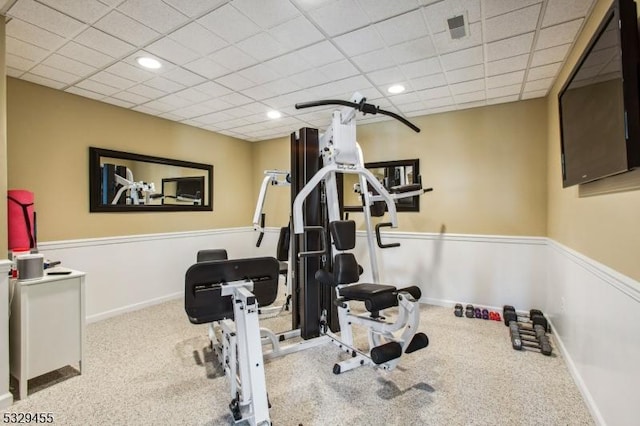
left=142, top=99, right=175, bottom=112
left=211, top=46, right=258, bottom=71
left=133, top=104, right=163, bottom=115
left=485, top=3, right=541, bottom=43
left=112, top=91, right=150, bottom=104
left=117, top=0, right=189, bottom=33
left=352, top=48, right=397, bottom=72
left=358, top=0, right=422, bottom=23
left=297, top=41, right=346, bottom=67
left=76, top=79, right=121, bottom=96
left=418, top=85, right=451, bottom=101
left=388, top=91, right=420, bottom=105
left=30, top=63, right=80, bottom=84
left=146, top=37, right=200, bottom=65
left=22, top=73, right=67, bottom=89
left=400, top=57, right=442, bottom=78
left=192, top=111, right=235, bottom=125
left=237, top=64, right=280, bottom=85
left=75, top=27, right=136, bottom=58
left=536, top=19, right=584, bottom=50
left=521, top=89, right=547, bottom=99
left=431, top=22, right=482, bottom=54
left=239, top=85, right=276, bottom=100
left=449, top=78, right=485, bottom=95
left=170, top=104, right=213, bottom=119
left=7, top=0, right=86, bottom=38
left=530, top=43, right=571, bottom=67
left=58, top=41, right=114, bottom=68
left=410, top=72, right=447, bottom=90
left=319, top=60, right=359, bottom=80
left=7, top=18, right=65, bottom=50
left=236, top=32, right=290, bottom=61
left=161, top=67, right=207, bottom=86
left=366, top=67, right=406, bottom=86
left=270, top=16, right=324, bottom=50
left=542, top=0, right=593, bottom=28
left=143, top=76, right=185, bottom=93
left=487, top=94, right=519, bottom=104
left=487, top=70, right=524, bottom=88
left=105, top=61, right=155, bottom=82
left=454, top=90, right=485, bottom=104
left=523, top=77, right=553, bottom=91
left=261, top=78, right=302, bottom=97
left=231, top=0, right=300, bottom=29
left=527, top=62, right=561, bottom=81
left=162, top=0, right=226, bottom=18
left=486, top=32, right=534, bottom=61
left=103, top=97, right=135, bottom=108
left=128, top=83, right=166, bottom=99
left=7, top=37, right=48, bottom=62
left=168, top=22, right=228, bottom=55
left=333, top=27, right=385, bottom=57
left=65, top=86, right=105, bottom=100
left=214, top=73, right=255, bottom=91
left=389, top=36, right=437, bottom=64
left=38, top=0, right=109, bottom=24
left=197, top=3, right=261, bottom=43
left=264, top=52, right=312, bottom=77
left=183, top=57, right=231, bottom=79
left=422, top=0, right=481, bottom=34
left=201, top=97, right=234, bottom=111
left=440, top=45, right=483, bottom=71
left=375, top=10, right=428, bottom=46
left=487, top=53, right=529, bottom=76
left=94, top=10, right=159, bottom=47
left=446, top=64, right=484, bottom=84
left=288, top=68, right=333, bottom=88
left=42, top=53, right=96, bottom=77
left=483, top=0, right=542, bottom=19
left=219, top=92, right=253, bottom=106
left=174, top=87, right=210, bottom=103
left=307, top=0, right=369, bottom=36
left=486, top=83, right=522, bottom=99
left=422, top=95, right=455, bottom=107
left=192, top=81, right=233, bottom=97
left=7, top=54, right=35, bottom=72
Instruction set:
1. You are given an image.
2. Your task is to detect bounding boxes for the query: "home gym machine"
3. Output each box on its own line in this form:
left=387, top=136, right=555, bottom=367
left=290, top=92, right=431, bottom=373
left=185, top=257, right=280, bottom=426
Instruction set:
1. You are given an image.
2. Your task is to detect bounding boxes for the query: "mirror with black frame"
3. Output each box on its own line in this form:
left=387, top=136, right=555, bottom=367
left=89, top=147, right=213, bottom=212
left=343, top=159, right=420, bottom=213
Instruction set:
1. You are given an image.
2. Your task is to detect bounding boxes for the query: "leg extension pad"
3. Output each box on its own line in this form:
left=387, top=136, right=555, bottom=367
left=405, top=332, right=429, bottom=354
left=370, top=341, right=402, bottom=364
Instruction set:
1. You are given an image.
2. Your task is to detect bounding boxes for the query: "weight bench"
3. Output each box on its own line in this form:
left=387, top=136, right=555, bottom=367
left=317, top=220, right=429, bottom=374
left=184, top=257, right=279, bottom=425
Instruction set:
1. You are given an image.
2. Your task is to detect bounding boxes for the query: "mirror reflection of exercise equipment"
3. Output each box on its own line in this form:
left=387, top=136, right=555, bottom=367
left=184, top=92, right=432, bottom=425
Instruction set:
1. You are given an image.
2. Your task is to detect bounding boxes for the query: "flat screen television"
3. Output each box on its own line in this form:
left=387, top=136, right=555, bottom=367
left=558, top=0, right=640, bottom=187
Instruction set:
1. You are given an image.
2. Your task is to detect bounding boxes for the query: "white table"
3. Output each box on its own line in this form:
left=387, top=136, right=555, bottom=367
left=9, top=269, right=85, bottom=400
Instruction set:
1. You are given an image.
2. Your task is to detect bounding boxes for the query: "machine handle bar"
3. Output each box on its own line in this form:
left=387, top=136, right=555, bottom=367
left=294, top=99, right=420, bottom=133
left=298, top=226, right=328, bottom=258
left=375, top=222, right=401, bottom=249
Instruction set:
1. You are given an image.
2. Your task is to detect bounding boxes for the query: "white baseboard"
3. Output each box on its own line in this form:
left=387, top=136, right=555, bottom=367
left=86, top=291, right=183, bottom=323
left=0, top=392, right=13, bottom=410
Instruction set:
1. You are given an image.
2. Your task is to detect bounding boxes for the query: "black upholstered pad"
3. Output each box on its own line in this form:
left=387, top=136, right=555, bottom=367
left=329, top=220, right=356, bottom=250
left=339, top=283, right=396, bottom=299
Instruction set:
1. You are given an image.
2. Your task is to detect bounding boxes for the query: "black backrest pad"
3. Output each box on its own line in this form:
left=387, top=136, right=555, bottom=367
left=330, top=220, right=356, bottom=250
left=334, top=253, right=360, bottom=285
left=276, top=225, right=290, bottom=261
left=197, top=249, right=228, bottom=262
left=185, top=257, right=279, bottom=324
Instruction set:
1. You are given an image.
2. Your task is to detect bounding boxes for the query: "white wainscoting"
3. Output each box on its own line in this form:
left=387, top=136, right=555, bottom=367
left=35, top=228, right=639, bottom=425
left=546, top=241, right=640, bottom=426
left=38, top=228, right=260, bottom=323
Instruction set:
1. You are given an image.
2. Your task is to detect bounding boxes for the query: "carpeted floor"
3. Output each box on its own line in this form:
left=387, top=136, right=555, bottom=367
left=3, top=297, right=594, bottom=425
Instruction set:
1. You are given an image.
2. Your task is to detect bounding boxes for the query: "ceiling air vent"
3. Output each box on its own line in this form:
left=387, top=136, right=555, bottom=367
left=447, top=14, right=468, bottom=40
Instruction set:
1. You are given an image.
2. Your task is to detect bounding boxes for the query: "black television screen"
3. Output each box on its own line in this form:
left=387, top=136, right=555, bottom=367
left=558, top=0, right=640, bottom=187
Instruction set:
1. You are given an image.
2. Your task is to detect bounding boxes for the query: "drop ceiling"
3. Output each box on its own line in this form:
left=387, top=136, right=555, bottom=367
left=3, top=0, right=596, bottom=141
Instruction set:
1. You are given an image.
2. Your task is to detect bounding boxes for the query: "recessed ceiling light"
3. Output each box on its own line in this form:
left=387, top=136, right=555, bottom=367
left=267, top=110, right=282, bottom=119
left=388, top=84, right=405, bottom=94
left=136, top=57, right=161, bottom=69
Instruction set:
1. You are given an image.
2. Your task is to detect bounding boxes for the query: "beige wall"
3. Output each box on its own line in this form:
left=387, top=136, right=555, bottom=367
left=7, top=78, right=254, bottom=241
left=253, top=99, right=548, bottom=236
left=547, top=0, right=640, bottom=282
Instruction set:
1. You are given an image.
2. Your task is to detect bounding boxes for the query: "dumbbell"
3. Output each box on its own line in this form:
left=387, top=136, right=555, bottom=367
left=503, top=305, right=548, bottom=332
left=509, top=323, right=552, bottom=356
left=454, top=303, right=463, bottom=317
left=465, top=304, right=475, bottom=318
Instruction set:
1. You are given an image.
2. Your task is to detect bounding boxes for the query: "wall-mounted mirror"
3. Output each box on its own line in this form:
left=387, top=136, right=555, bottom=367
left=343, top=159, right=420, bottom=212
left=89, top=147, right=213, bottom=212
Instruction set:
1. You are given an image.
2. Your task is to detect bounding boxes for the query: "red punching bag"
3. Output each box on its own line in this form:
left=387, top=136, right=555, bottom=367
left=7, top=189, right=36, bottom=251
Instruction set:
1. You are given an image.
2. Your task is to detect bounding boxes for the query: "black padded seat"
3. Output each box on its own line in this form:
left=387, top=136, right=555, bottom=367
left=339, top=283, right=396, bottom=299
